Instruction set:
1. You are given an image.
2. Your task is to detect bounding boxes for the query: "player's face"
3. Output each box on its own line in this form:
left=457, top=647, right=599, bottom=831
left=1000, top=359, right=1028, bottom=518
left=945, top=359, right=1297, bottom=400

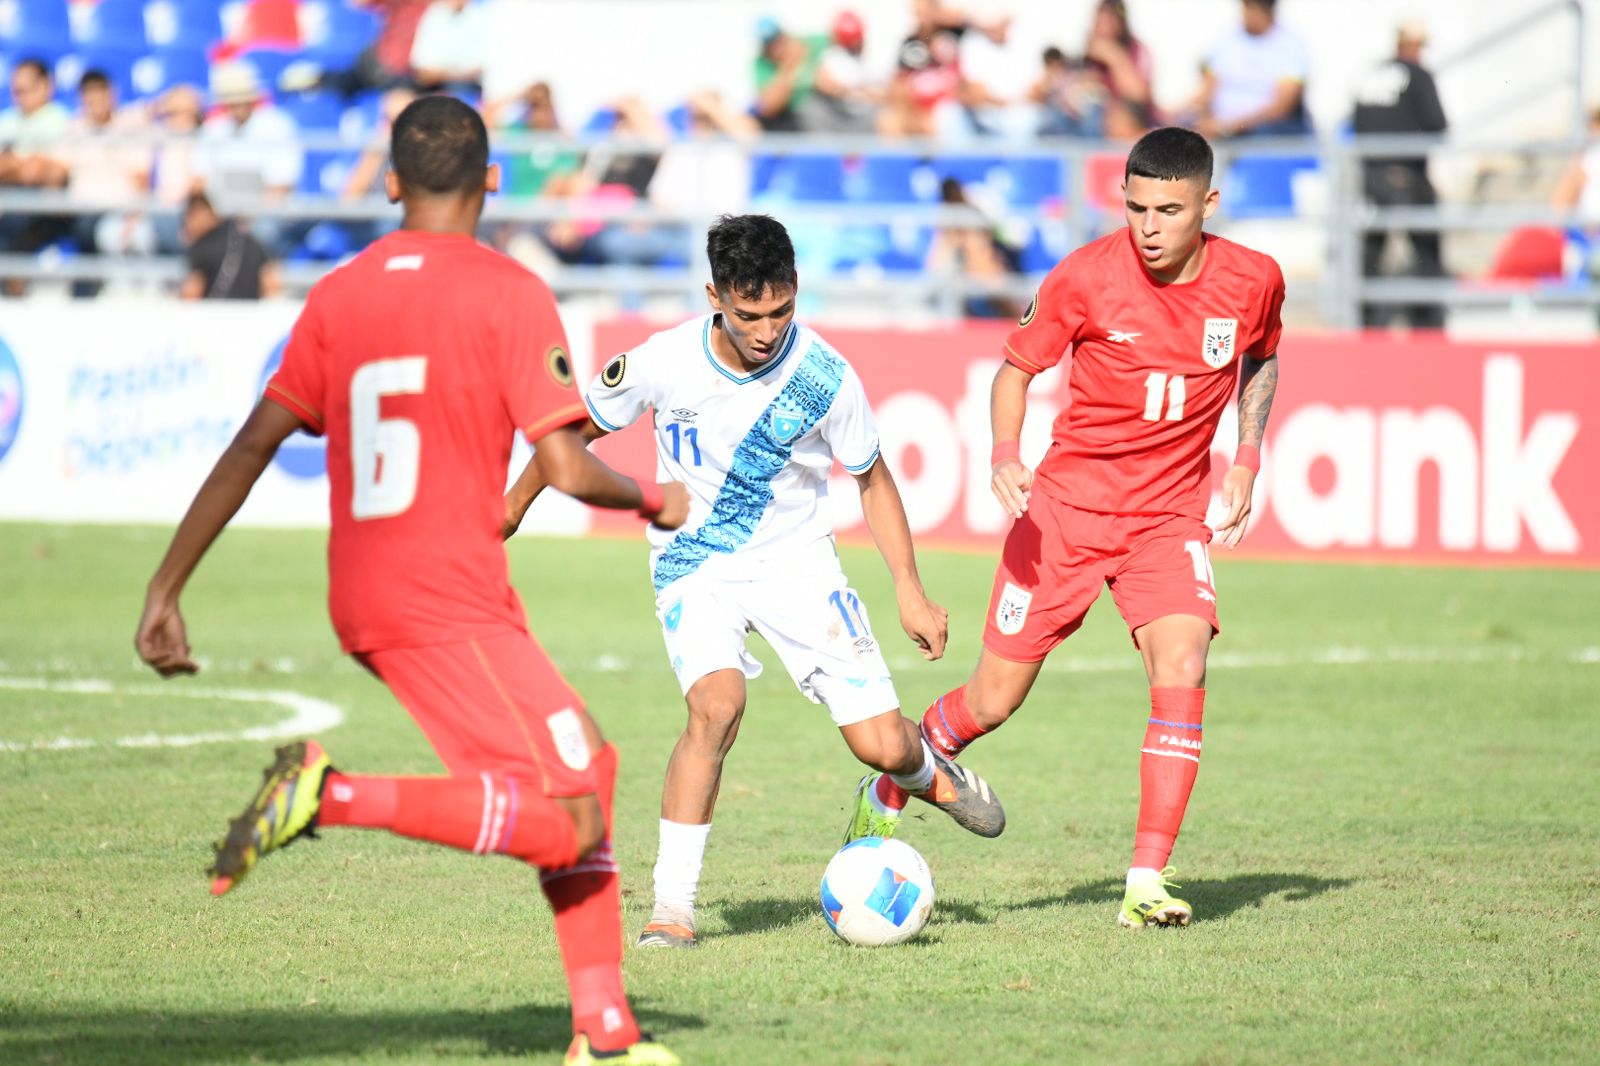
left=1123, top=175, right=1219, bottom=278
left=707, top=283, right=797, bottom=368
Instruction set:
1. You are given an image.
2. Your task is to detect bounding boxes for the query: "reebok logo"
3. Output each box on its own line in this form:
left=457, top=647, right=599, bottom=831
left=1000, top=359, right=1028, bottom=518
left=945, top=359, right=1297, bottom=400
left=1108, top=330, right=1141, bottom=344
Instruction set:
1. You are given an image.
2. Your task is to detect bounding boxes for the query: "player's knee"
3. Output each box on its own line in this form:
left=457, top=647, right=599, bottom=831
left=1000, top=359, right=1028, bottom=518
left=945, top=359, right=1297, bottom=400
left=684, top=694, right=745, bottom=752
left=562, top=795, right=607, bottom=858
left=1149, top=647, right=1207, bottom=689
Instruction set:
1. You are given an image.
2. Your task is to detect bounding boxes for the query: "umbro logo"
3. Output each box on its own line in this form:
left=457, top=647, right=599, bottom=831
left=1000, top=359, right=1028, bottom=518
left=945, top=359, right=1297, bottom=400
left=671, top=408, right=698, bottom=421
left=1107, top=330, right=1141, bottom=344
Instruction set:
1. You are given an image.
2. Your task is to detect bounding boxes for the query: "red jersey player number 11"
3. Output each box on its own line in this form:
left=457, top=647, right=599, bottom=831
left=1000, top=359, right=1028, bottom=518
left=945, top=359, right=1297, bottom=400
left=872, top=127, right=1283, bottom=933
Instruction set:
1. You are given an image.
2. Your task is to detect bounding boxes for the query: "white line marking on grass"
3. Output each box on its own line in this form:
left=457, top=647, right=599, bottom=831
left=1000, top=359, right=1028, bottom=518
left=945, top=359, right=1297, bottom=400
left=0, top=678, right=345, bottom=753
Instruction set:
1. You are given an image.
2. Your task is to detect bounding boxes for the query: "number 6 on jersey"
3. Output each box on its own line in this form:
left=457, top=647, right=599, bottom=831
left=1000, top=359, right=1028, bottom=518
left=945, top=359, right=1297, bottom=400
left=351, top=356, right=427, bottom=520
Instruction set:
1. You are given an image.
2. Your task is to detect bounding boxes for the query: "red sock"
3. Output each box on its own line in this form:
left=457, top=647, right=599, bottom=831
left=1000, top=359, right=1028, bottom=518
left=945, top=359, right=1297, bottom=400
left=1133, top=687, right=1206, bottom=870
left=921, top=686, right=987, bottom=760
left=319, top=771, right=579, bottom=868
left=878, top=687, right=990, bottom=810
left=539, top=745, right=640, bottom=1053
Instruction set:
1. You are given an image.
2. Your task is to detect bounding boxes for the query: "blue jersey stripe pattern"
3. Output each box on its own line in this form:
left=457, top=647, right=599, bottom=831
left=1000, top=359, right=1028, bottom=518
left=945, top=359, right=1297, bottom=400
left=653, top=341, right=845, bottom=592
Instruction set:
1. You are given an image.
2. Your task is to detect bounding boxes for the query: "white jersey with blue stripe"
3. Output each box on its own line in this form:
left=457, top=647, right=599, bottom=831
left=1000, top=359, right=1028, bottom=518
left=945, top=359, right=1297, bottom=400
left=584, top=313, right=881, bottom=591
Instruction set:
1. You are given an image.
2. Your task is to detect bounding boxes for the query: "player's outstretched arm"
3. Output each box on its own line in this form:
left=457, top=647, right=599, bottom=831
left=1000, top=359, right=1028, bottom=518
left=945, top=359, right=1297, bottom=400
left=136, top=399, right=304, bottom=677
left=502, top=417, right=609, bottom=539
left=1216, top=352, right=1279, bottom=549
left=990, top=361, right=1035, bottom=519
left=854, top=457, right=949, bottom=661
left=531, top=423, right=689, bottom=530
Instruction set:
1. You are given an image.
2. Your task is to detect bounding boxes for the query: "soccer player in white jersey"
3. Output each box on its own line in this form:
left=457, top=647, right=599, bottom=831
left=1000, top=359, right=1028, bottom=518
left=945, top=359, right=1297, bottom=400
left=503, top=214, right=1006, bottom=949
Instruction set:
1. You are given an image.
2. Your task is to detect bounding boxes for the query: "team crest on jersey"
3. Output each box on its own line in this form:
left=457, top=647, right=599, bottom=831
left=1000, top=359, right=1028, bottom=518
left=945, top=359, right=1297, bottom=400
left=771, top=406, right=805, bottom=443
left=1202, top=318, right=1238, bottom=369
left=663, top=599, right=683, bottom=632
left=546, top=346, right=573, bottom=387
left=600, top=353, right=627, bottom=388
left=546, top=708, right=592, bottom=772
left=1018, top=291, right=1038, bottom=327
left=996, top=582, right=1033, bottom=636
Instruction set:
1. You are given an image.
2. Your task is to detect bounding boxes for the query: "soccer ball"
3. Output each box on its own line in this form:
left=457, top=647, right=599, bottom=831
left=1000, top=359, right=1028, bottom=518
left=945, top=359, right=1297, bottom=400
left=819, top=837, right=935, bottom=946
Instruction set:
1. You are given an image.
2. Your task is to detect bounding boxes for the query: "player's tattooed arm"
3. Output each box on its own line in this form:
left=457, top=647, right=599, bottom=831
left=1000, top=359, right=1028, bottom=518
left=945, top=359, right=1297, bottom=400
left=1236, top=352, right=1278, bottom=449
left=502, top=417, right=610, bottom=539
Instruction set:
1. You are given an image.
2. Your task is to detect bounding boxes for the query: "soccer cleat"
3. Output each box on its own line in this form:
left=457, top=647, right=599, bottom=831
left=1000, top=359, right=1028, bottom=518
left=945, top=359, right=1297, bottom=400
left=915, top=749, right=1005, bottom=838
left=635, top=911, right=698, bottom=949
left=564, top=1033, right=681, bottom=1065
left=1118, top=866, right=1193, bottom=928
left=208, top=740, right=332, bottom=897
left=842, top=773, right=902, bottom=845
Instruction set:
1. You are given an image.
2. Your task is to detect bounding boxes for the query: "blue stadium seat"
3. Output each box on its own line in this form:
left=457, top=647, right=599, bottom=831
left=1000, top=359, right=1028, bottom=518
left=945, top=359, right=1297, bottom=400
left=1224, top=156, right=1320, bottom=219
left=298, top=0, right=379, bottom=69
left=580, top=107, right=619, bottom=136
left=1004, top=157, right=1064, bottom=206
left=296, top=220, right=355, bottom=261
left=856, top=155, right=925, bottom=204
left=931, top=155, right=1002, bottom=187
left=235, top=47, right=303, bottom=93
left=299, top=148, right=358, bottom=195
left=663, top=102, right=692, bottom=138
left=131, top=46, right=209, bottom=96
left=772, top=154, right=845, bottom=202
left=875, top=224, right=933, bottom=273
left=143, top=0, right=225, bottom=50
left=280, top=88, right=342, bottom=129
left=74, top=0, right=148, bottom=51
left=4, top=0, right=72, bottom=59
left=1018, top=223, right=1070, bottom=273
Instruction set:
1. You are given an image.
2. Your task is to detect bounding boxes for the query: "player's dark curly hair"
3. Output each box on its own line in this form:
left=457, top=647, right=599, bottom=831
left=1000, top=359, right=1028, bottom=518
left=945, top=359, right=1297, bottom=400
left=1125, top=127, right=1214, bottom=187
left=390, top=95, right=489, bottom=195
left=707, top=214, right=797, bottom=300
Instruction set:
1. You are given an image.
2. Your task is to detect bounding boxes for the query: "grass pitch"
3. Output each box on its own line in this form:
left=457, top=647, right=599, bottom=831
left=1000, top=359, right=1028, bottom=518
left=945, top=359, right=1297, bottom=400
left=2, top=522, right=1596, bottom=1064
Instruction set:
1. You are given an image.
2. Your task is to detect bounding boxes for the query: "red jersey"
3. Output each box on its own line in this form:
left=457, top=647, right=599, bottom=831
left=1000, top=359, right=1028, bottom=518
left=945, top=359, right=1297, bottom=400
left=1004, top=230, right=1284, bottom=518
left=265, top=230, right=586, bottom=653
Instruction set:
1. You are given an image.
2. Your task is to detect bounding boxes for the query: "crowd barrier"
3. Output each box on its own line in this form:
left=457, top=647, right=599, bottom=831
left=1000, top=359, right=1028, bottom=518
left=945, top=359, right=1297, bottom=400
left=0, top=305, right=1593, bottom=566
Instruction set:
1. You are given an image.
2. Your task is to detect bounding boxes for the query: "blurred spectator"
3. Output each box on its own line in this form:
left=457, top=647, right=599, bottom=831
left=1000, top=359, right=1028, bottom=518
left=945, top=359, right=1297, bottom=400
left=534, top=97, right=663, bottom=265
left=327, top=0, right=431, bottom=96
left=648, top=91, right=758, bottom=219
left=150, top=85, right=206, bottom=253
left=753, top=17, right=825, bottom=133
left=925, top=176, right=1022, bottom=318
left=493, top=81, right=582, bottom=198
left=1549, top=106, right=1600, bottom=283
left=954, top=14, right=1040, bottom=141
left=1033, top=46, right=1104, bottom=137
left=881, top=1, right=972, bottom=137
left=1082, top=0, right=1153, bottom=129
left=410, top=0, right=487, bottom=97
left=181, top=191, right=280, bottom=299
left=0, top=59, right=71, bottom=189
left=195, top=61, right=303, bottom=254
left=219, top=0, right=302, bottom=56
left=1551, top=107, right=1600, bottom=222
left=0, top=58, right=72, bottom=279
left=343, top=87, right=417, bottom=200
left=801, top=11, right=884, bottom=133
left=62, top=70, right=158, bottom=288
left=1193, top=0, right=1310, bottom=138
left=1353, top=19, right=1448, bottom=329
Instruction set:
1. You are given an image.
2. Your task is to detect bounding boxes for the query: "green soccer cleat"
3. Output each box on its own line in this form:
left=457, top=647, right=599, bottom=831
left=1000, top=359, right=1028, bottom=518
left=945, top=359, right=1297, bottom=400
left=1118, top=866, right=1193, bottom=928
left=842, top=773, right=902, bottom=845
left=209, top=740, right=332, bottom=897
left=564, top=1033, right=681, bottom=1065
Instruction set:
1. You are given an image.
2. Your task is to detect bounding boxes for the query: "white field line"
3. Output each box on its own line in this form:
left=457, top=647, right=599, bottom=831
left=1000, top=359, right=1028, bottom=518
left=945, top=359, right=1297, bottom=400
left=0, top=677, right=344, bottom=754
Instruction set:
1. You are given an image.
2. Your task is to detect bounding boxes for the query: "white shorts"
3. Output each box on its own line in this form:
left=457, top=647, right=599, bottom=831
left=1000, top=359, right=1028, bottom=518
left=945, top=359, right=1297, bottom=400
left=653, top=566, right=901, bottom=727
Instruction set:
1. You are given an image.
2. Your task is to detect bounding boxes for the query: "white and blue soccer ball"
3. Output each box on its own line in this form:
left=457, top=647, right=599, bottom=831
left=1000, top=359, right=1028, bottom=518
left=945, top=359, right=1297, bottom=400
left=819, top=837, right=935, bottom=946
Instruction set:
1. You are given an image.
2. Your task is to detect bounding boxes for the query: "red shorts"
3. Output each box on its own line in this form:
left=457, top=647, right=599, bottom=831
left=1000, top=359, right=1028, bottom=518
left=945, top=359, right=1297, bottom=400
left=358, top=627, right=598, bottom=798
left=982, top=493, right=1220, bottom=662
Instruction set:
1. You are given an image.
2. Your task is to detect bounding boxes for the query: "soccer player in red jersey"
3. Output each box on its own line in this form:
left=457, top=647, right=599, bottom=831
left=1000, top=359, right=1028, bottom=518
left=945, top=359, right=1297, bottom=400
left=850, top=126, right=1283, bottom=928
left=134, top=97, right=686, bottom=1065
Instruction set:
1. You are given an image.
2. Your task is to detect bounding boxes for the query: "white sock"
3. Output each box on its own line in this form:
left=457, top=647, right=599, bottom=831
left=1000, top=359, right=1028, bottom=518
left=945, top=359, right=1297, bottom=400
left=887, top=739, right=938, bottom=796
left=652, top=819, right=711, bottom=914
left=1127, top=866, right=1162, bottom=890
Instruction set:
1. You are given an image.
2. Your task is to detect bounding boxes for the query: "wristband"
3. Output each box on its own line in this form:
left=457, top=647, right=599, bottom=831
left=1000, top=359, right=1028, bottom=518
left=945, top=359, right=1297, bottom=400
left=1233, top=444, right=1261, bottom=474
left=636, top=480, right=665, bottom=520
left=990, top=440, right=1021, bottom=467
